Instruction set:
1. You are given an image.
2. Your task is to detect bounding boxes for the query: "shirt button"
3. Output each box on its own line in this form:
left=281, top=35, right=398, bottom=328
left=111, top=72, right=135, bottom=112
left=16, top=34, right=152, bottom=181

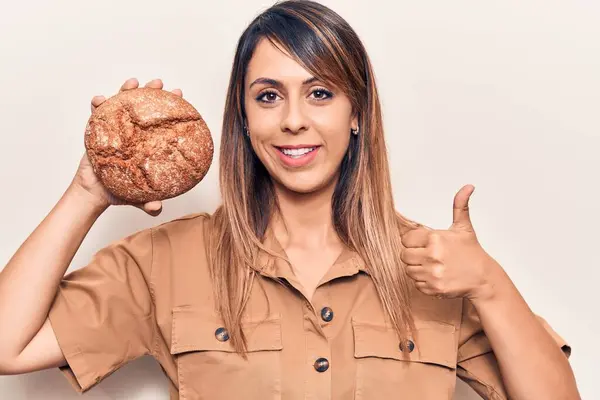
left=399, top=339, right=415, bottom=353
left=320, top=307, right=334, bottom=322
left=215, top=327, right=230, bottom=342
left=314, top=357, right=329, bottom=372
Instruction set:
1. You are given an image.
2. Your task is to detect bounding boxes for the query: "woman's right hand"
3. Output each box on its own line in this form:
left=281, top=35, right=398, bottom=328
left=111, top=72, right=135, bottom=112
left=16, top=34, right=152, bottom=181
left=70, top=78, right=184, bottom=217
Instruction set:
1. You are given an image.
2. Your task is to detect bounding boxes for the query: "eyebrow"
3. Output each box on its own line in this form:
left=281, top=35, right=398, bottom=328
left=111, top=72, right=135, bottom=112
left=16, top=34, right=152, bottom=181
left=249, top=76, right=319, bottom=89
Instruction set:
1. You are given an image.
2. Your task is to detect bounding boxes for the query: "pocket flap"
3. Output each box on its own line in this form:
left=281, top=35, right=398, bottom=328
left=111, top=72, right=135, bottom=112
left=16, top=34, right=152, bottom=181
left=352, top=318, right=457, bottom=369
left=170, top=306, right=283, bottom=355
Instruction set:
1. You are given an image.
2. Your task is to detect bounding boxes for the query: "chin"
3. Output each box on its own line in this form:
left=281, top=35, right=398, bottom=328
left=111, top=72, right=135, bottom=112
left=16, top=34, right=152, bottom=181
left=273, top=170, right=337, bottom=195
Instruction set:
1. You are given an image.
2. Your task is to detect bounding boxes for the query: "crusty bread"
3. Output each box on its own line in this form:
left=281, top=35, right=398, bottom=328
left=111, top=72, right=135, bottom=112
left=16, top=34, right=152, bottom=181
left=84, top=87, right=213, bottom=203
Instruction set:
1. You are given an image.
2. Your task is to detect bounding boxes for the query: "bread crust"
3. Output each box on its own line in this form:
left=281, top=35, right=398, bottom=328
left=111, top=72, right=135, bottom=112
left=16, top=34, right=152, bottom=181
left=84, top=87, right=213, bottom=203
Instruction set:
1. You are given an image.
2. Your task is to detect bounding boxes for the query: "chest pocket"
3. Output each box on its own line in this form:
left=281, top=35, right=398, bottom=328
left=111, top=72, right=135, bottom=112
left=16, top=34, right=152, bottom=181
left=352, top=318, right=458, bottom=400
left=170, top=306, right=283, bottom=400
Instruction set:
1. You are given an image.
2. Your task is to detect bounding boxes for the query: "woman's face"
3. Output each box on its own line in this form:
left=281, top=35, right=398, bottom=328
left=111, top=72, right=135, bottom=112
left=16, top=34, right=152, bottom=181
left=244, top=38, right=358, bottom=194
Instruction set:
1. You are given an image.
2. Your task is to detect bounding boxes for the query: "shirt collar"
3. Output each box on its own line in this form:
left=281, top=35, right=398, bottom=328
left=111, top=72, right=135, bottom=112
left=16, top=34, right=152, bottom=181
left=255, top=226, right=369, bottom=278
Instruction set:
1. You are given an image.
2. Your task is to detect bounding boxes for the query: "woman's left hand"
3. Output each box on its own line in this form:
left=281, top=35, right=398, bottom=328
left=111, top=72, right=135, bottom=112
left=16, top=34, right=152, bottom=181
left=400, top=184, right=501, bottom=301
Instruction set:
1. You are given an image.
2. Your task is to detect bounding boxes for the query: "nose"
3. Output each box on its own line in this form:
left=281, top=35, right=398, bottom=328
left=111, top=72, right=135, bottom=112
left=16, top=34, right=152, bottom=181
left=280, top=97, right=308, bottom=135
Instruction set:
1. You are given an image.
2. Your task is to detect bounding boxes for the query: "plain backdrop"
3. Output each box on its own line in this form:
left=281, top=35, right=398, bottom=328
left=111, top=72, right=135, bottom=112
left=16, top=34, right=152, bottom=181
left=0, top=0, right=598, bottom=398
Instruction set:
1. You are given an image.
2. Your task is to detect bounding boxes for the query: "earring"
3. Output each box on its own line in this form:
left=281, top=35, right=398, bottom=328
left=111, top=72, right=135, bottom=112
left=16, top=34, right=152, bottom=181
left=243, top=124, right=250, bottom=136
left=351, top=127, right=359, bottom=136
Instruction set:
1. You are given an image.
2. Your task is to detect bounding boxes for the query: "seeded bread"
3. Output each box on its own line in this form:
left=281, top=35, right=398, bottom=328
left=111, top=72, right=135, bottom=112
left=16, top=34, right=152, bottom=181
left=84, top=87, right=213, bottom=203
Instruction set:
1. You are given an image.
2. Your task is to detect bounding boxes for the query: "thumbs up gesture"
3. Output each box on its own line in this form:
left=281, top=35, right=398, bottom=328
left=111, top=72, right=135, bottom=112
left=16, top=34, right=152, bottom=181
left=400, top=185, right=500, bottom=300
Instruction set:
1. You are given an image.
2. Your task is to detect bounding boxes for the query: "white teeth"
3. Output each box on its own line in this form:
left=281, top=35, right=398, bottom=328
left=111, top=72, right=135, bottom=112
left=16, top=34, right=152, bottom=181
left=281, top=147, right=316, bottom=157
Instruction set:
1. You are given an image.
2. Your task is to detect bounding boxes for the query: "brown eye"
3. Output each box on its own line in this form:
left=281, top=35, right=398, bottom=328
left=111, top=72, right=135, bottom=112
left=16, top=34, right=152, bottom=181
left=310, top=88, right=333, bottom=101
left=256, top=91, right=280, bottom=103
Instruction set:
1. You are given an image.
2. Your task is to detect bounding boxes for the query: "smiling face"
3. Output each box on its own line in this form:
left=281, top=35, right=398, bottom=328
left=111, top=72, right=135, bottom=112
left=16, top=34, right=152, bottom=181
left=243, top=38, right=358, bottom=195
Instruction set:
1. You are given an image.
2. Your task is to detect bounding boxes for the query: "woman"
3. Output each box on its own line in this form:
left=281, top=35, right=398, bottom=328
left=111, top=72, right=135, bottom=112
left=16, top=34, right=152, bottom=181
left=0, top=1, right=579, bottom=399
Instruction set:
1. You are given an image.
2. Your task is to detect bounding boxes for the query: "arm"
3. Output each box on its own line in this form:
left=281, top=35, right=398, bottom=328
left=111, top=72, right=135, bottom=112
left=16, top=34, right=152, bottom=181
left=400, top=185, right=579, bottom=399
left=0, top=78, right=167, bottom=375
left=0, top=183, right=107, bottom=372
left=469, top=261, right=580, bottom=400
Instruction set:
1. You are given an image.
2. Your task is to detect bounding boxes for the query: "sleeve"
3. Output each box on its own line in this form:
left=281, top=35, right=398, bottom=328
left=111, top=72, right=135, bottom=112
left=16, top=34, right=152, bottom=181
left=47, top=227, right=157, bottom=393
left=456, top=298, right=571, bottom=400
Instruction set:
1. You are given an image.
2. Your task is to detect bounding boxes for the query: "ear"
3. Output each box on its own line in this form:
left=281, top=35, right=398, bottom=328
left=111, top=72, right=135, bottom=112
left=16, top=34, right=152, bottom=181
left=351, top=112, right=359, bottom=131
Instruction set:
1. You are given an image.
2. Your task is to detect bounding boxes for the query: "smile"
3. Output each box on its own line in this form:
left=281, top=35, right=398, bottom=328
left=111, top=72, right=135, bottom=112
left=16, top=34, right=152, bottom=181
left=279, top=146, right=317, bottom=158
left=274, top=145, right=321, bottom=168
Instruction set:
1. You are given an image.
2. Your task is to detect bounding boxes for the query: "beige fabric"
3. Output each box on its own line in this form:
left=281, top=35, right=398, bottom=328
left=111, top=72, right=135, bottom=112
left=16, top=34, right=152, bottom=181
left=47, top=213, right=571, bottom=399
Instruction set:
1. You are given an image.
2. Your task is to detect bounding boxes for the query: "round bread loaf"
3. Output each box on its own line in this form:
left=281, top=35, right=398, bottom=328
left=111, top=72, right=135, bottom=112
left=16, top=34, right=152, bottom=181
left=84, top=87, right=213, bottom=203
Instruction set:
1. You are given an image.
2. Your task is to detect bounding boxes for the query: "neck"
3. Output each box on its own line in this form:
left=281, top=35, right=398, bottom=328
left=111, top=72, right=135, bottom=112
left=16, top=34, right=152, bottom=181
left=271, top=178, right=340, bottom=249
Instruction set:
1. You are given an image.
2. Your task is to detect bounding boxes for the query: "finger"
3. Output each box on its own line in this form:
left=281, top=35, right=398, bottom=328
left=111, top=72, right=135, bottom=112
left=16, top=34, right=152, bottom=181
left=144, top=79, right=164, bottom=89
left=133, top=202, right=162, bottom=216
left=143, top=201, right=163, bottom=215
left=451, top=184, right=475, bottom=230
left=146, top=207, right=163, bottom=217
left=414, top=281, right=438, bottom=296
left=90, top=95, right=106, bottom=112
left=171, top=88, right=183, bottom=97
left=120, top=78, right=139, bottom=92
left=400, top=247, right=427, bottom=266
left=401, top=227, right=430, bottom=248
left=405, top=265, right=428, bottom=281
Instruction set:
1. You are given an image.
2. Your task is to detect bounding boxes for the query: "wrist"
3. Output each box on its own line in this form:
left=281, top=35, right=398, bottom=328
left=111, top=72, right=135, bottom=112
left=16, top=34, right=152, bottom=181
left=467, top=258, right=512, bottom=306
left=64, top=183, right=109, bottom=217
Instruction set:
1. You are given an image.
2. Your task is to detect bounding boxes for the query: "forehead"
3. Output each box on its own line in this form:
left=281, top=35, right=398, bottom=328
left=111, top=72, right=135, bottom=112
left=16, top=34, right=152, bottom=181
left=246, top=38, right=313, bottom=84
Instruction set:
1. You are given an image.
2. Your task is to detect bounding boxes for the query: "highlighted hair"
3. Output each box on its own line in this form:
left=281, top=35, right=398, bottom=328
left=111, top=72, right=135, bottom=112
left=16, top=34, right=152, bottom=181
left=208, top=0, right=422, bottom=356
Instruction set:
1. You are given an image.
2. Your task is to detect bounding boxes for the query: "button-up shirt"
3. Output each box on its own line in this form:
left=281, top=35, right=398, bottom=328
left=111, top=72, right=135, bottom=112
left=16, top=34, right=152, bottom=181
left=48, top=213, right=571, bottom=399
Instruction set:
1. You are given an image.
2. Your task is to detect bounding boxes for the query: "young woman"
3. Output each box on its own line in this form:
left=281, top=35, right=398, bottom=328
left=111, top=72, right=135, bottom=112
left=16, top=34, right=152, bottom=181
left=0, top=1, right=579, bottom=399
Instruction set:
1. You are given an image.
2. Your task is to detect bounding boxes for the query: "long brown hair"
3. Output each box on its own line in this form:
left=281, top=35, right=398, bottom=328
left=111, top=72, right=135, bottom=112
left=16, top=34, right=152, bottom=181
left=207, top=0, right=422, bottom=355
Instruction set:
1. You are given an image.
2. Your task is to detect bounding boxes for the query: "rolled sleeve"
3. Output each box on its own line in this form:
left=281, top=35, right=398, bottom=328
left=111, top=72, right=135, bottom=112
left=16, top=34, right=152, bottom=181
left=456, top=299, right=571, bottom=400
left=47, top=227, right=156, bottom=393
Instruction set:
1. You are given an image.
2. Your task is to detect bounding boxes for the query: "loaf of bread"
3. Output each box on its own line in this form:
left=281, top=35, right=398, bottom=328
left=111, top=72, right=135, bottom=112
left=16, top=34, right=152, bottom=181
left=84, top=87, right=213, bottom=203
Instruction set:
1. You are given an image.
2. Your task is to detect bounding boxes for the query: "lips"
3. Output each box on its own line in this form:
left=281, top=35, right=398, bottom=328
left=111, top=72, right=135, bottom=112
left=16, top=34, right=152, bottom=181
left=279, top=146, right=317, bottom=157
left=273, top=144, right=321, bottom=168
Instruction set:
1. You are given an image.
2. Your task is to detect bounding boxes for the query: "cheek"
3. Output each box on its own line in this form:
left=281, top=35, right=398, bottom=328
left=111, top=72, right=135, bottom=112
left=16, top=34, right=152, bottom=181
left=319, top=124, right=351, bottom=160
left=246, top=105, right=280, bottom=144
left=247, top=130, right=279, bottom=174
left=312, top=106, right=352, bottom=152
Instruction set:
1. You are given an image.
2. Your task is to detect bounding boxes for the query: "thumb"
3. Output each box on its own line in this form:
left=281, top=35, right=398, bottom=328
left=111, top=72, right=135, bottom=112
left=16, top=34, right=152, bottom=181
left=451, top=184, right=475, bottom=230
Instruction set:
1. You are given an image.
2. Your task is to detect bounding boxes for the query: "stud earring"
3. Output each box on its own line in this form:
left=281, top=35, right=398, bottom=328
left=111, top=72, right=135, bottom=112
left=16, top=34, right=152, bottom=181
left=243, top=124, right=250, bottom=136
left=351, top=127, right=359, bottom=136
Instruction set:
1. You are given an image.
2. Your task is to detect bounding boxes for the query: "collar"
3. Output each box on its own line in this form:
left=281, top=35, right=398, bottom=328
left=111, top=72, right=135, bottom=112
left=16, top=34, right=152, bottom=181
left=255, top=226, right=369, bottom=279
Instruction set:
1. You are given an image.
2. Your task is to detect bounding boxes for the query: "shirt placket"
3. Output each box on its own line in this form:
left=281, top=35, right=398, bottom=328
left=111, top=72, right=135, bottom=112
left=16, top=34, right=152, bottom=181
left=257, top=237, right=366, bottom=400
left=302, top=295, right=331, bottom=400
left=282, top=257, right=364, bottom=400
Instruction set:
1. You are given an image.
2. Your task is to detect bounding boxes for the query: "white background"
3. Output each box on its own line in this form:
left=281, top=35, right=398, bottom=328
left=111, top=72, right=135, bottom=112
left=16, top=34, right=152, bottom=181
left=0, top=0, right=598, bottom=398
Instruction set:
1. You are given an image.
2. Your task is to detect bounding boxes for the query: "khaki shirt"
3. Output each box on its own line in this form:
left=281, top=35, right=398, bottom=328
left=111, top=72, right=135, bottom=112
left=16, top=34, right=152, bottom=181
left=48, top=213, right=571, bottom=399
